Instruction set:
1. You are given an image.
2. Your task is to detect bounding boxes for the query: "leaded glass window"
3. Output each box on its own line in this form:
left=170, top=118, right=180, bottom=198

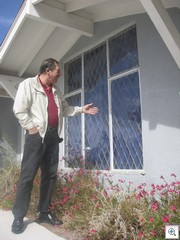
left=64, top=56, right=82, bottom=94
left=64, top=94, right=82, bottom=168
left=64, top=24, right=143, bottom=171
left=111, top=72, right=143, bottom=169
left=84, top=44, right=110, bottom=170
left=109, top=25, right=139, bottom=76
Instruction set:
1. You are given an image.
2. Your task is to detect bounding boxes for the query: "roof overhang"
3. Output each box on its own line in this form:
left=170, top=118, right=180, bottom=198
left=0, top=0, right=179, bottom=85
left=0, top=74, right=23, bottom=99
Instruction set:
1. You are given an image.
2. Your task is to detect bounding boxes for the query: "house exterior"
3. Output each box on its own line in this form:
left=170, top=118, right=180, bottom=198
left=0, top=0, right=180, bottom=185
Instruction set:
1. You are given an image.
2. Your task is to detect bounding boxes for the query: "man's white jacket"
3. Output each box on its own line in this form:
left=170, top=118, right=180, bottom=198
left=13, top=76, right=82, bottom=140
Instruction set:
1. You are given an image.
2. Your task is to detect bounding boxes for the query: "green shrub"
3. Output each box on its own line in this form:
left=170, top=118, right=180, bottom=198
left=0, top=155, right=179, bottom=240
left=0, top=137, right=16, bottom=169
left=0, top=164, right=19, bottom=209
left=0, top=137, right=19, bottom=209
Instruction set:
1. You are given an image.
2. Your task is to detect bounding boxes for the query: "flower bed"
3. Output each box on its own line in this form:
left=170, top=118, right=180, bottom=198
left=0, top=163, right=179, bottom=240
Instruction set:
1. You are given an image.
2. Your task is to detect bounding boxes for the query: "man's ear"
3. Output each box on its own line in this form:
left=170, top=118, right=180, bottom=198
left=46, top=68, right=50, bottom=74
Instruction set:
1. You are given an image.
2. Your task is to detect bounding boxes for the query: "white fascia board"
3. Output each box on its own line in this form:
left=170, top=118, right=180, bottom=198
left=139, top=0, right=180, bottom=69
left=65, top=0, right=110, bottom=13
left=0, top=75, right=23, bottom=99
left=0, top=3, right=28, bottom=63
left=28, top=2, right=94, bottom=37
left=31, top=0, right=44, bottom=4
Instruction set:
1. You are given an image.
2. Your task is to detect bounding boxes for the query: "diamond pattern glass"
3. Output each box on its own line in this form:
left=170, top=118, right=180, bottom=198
left=64, top=24, right=143, bottom=170
left=109, top=25, right=139, bottom=76
left=64, top=94, right=82, bottom=168
left=84, top=43, right=110, bottom=170
left=64, top=56, right=82, bottom=94
left=111, top=72, right=143, bottom=169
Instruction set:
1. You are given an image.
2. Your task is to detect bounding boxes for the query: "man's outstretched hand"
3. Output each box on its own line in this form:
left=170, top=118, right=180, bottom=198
left=82, top=103, right=99, bottom=115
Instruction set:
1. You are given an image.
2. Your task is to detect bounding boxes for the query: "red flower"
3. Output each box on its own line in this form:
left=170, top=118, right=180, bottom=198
left=139, top=232, right=144, bottom=238
left=171, top=205, right=177, bottom=211
left=140, top=218, right=145, bottom=223
left=90, top=229, right=96, bottom=234
left=96, top=203, right=102, bottom=208
left=162, top=215, right=170, bottom=223
left=150, top=230, right=157, bottom=236
left=73, top=205, right=79, bottom=210
left=151, top=202, right=158, bottom=212
left=149, top=217, right=154, bottom=222
left=63, top=187, right=68, bottom=192
left=150, top=189, right=155, bottom=196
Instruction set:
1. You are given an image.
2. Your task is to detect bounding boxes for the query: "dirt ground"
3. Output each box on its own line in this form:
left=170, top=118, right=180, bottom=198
left=40, top=222, right=84, bottom=240
left=28, top=213, right=85, bottom=240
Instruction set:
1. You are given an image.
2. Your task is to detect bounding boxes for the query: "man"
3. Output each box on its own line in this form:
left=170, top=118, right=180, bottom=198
left=12, top=58, right=98, bottom=234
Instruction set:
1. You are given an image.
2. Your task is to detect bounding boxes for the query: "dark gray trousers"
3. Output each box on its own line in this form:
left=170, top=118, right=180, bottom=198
left=12, top=130, right=59, bottom=218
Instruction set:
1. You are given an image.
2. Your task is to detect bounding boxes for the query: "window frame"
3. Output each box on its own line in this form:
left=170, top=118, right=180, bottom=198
left=62, top=21, right=145, bottom=174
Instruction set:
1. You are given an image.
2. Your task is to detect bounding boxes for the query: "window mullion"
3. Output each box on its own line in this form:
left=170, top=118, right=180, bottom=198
left=81, top=53, right=85, bottom=160
left=106, top=39, right=114, bottom=171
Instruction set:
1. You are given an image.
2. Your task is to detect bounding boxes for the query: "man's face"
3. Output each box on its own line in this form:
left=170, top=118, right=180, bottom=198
left=47, top=63, right=61, bottom=84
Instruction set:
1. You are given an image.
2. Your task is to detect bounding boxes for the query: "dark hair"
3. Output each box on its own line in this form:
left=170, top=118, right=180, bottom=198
left=39, top=58, right=59, bottom=74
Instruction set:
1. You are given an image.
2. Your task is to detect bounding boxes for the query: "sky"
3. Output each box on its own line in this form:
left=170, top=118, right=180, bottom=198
left=0, top=0, right=24, bottom=45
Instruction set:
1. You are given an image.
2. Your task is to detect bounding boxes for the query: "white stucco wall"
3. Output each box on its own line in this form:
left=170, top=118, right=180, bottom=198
left=137, top=8, right=180, bottom=184
left=61, top=8, right=180, bottom=185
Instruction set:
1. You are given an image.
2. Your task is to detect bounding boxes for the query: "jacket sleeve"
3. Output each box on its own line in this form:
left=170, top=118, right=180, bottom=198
left=13, top=81, right=35, bottom=130
left=61, top=96, right=83, bottom=117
